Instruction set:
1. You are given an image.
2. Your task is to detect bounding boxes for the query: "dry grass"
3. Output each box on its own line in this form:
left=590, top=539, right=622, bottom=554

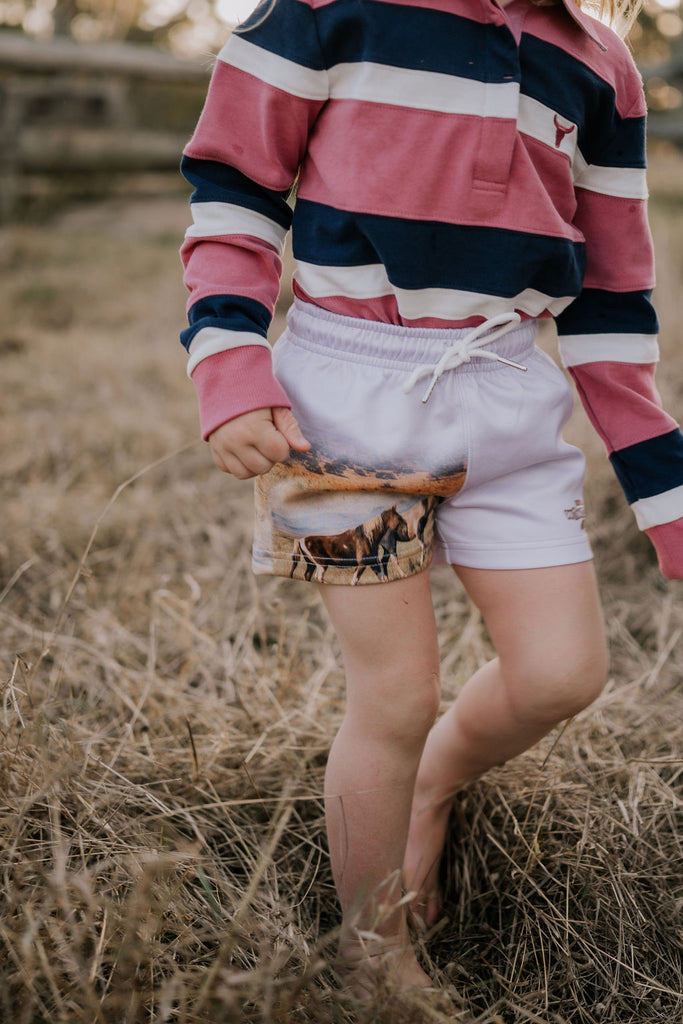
left=1, top=153, right=683, bottom=1023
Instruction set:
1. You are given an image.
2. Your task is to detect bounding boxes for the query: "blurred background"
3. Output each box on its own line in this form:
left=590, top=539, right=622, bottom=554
left=0, top=0, right=682, bottom=219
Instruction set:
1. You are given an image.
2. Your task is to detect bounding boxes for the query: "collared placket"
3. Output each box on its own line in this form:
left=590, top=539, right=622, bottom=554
left=472, top=0, right=522, bottom=192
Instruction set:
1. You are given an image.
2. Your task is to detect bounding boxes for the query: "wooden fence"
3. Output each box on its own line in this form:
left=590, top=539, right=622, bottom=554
left=0, top=31, right=210, bottom=219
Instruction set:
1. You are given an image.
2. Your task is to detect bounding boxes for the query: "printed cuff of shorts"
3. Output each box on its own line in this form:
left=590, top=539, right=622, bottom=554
left=645, top=519, right=683, bottom=580
left=191, top=346, right=291, bottom=441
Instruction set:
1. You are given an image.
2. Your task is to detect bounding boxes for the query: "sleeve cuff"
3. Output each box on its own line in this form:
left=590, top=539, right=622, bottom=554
left=645, top=518, right=683, bottom=580
left=191, top=346, right=291, bottom=441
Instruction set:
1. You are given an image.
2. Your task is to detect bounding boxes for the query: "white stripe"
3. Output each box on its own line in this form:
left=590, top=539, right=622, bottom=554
left=517, top=95, right=648, bottom=199
left=559, top=333, right=659, bottom=367
left=224, top=39, right=520, bottom=118
left=573, top=149, right=648, bottom=200
left=296, top=261, right=393, bottom=301
left=220, top=35, right=328, bottom=101
left=294, top=261, right=573, bottom=321
left=631, top=484, right=683, bottom=530
left=518, top=95, right=578, bottom=160
left=187, top=327, right=270, bottom=377
left=328, top=61, right=520, bottom=117
left=186, top=201, right=288, bottom=252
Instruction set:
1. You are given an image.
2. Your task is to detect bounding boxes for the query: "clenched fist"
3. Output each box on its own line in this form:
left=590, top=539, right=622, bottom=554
left=208, top=407, right=311, bottom=479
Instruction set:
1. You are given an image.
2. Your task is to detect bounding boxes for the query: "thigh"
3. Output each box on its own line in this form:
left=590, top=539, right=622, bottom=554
left=319, top=570, right=441, bottom=728
left=453, top=561, right=608, bottom=715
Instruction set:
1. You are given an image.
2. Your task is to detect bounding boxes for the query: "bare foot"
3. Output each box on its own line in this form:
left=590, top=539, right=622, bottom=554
left=403, top=794, right=453, bottom=929
left=335, top=933, right=433, bottom=1000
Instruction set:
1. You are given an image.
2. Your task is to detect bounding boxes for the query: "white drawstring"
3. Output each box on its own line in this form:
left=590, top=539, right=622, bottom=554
left=403, top=312, right=527, bottom=403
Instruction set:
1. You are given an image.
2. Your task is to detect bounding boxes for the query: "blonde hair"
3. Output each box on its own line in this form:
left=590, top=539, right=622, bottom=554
left=576, top=0, right=643, bottom=36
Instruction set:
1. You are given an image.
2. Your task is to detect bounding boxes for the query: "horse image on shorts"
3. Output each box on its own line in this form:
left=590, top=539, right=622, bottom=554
left=290, top=505, right=412, bottom=584
left=402, top=495, right=440, bottom=568
left=253, top=440, right=464, bottom=585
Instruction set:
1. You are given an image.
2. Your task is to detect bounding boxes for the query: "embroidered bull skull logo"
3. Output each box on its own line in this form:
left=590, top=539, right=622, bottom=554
left=553, top=114, right=575, bottom=148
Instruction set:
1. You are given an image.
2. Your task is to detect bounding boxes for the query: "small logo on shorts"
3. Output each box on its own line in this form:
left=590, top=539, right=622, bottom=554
left=564, top=498, right=586, bottom=528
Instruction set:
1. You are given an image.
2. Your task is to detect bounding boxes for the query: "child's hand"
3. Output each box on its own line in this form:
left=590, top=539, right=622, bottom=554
left=208, top=407, right=311, bottom=478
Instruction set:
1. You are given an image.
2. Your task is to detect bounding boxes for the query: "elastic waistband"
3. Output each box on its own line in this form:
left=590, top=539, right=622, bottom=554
left=285, top=299, right=538, bottom=372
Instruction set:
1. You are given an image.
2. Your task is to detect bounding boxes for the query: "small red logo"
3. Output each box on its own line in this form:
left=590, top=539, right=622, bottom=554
left=553, top=114, right=575, bottom=148
left=564, top=499, right=586, bottom=528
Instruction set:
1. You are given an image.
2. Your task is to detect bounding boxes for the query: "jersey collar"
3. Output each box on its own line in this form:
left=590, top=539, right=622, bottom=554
left=531, top=0, right=608, bottom=50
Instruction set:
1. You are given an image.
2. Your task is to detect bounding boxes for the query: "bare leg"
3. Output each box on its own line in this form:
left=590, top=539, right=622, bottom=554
left=404, top=560, right=608, bottom=926
left=319, top=570, right=441, bottom=991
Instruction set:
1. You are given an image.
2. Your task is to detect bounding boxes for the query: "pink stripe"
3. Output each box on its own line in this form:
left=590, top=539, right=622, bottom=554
left=569, top=362, right=677, bottom=454
left=645, top=520, right=683, bottom=580
left=301, top=102, right=581, bottom=239
left=522, top=135, right=578, bottom=224
left=293, top=283, right=541, bottom=329
left=185, top=62, right=322, bottom=191
left=192, top=346, right=291, bottom=440
left=574, top=191, right=655, bottom=292
left=293, top=284, right=403, bottom=324
left=182, top=236, right=282, bottom=313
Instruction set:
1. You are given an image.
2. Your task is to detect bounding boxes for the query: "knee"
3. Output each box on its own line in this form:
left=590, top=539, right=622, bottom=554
left=385, top=674, right=442, bottom=748
left=410, top=671, right=443, bottom=736
left=505, top=643, right=608, bottom=727
left=350, top=665, right=441, bottom=750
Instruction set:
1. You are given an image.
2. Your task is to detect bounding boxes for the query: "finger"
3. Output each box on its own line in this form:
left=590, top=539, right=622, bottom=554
left=271, top=406, right=311, bottom=451
left=215, top=449, right=257, bottom=479
left=239, top=446, right=279, bottom=476
left=253, top=429, right=292, bottom=465
left=213, top=437, right=278, bottom=477
left=210, top=446, right=228, bottom=473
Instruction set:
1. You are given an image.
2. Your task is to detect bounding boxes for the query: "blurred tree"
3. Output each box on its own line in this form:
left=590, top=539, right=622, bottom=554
left=0, top=0, right=246, bottom=52
left=53, top=0, right=79, bottom=35
left=632, top=0, right=683, bottom=61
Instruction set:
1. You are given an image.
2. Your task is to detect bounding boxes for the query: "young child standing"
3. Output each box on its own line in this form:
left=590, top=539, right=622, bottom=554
left=180, top=0, right=683, bottom=994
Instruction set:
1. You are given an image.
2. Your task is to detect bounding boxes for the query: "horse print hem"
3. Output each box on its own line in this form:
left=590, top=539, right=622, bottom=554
left=252, top=442, right=468, bottom=586
left=253, top=500, right=437, bottom=585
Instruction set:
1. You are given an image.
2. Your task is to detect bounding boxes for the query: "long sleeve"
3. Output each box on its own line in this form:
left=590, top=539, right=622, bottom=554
left=555, top=71, right=683, bottom=579
left=180, top=0, right=328, bottom=439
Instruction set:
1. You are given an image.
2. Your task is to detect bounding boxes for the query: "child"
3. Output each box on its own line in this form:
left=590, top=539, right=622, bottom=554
left=180, top=0, right=683, bottom=995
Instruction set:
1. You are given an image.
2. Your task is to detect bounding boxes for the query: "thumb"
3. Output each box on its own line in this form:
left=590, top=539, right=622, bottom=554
left=272, top=406, right=311, bottom=451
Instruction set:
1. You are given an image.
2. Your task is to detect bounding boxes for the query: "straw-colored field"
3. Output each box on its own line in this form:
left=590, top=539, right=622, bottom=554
left=2, top=146, right=683, bottom=1023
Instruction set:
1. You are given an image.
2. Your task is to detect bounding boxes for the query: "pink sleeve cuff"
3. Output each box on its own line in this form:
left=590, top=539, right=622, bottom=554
left=645, top=518, right=683, bottom=580
left=191, top=346, right=291, bottom=441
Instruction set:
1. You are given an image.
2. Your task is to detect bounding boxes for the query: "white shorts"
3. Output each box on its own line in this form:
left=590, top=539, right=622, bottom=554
left=252, top=300, right=592, bottom=585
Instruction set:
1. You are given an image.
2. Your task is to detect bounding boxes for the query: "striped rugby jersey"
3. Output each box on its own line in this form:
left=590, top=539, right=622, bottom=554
left=180, top=0, right=683, bottom=577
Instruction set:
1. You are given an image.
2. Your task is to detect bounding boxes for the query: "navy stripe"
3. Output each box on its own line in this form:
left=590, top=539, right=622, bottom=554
left=234, top=0, right=325, bottom=70
left=292, top=201, right=378, bottom=266
left=316, top=0, right=519, bottom=83
left=238, top=0, right=520, bottom=82
left=520, top=36, right=646, bottom=168
left=556, top=289, right=659, bottom=336
left=181, top=156, right=293, bottom=230
left=292, top=199, right=585, bottom=298
left=610, top=429, right=683, bottom=503
left=181, top=295, right=270, bottom=351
